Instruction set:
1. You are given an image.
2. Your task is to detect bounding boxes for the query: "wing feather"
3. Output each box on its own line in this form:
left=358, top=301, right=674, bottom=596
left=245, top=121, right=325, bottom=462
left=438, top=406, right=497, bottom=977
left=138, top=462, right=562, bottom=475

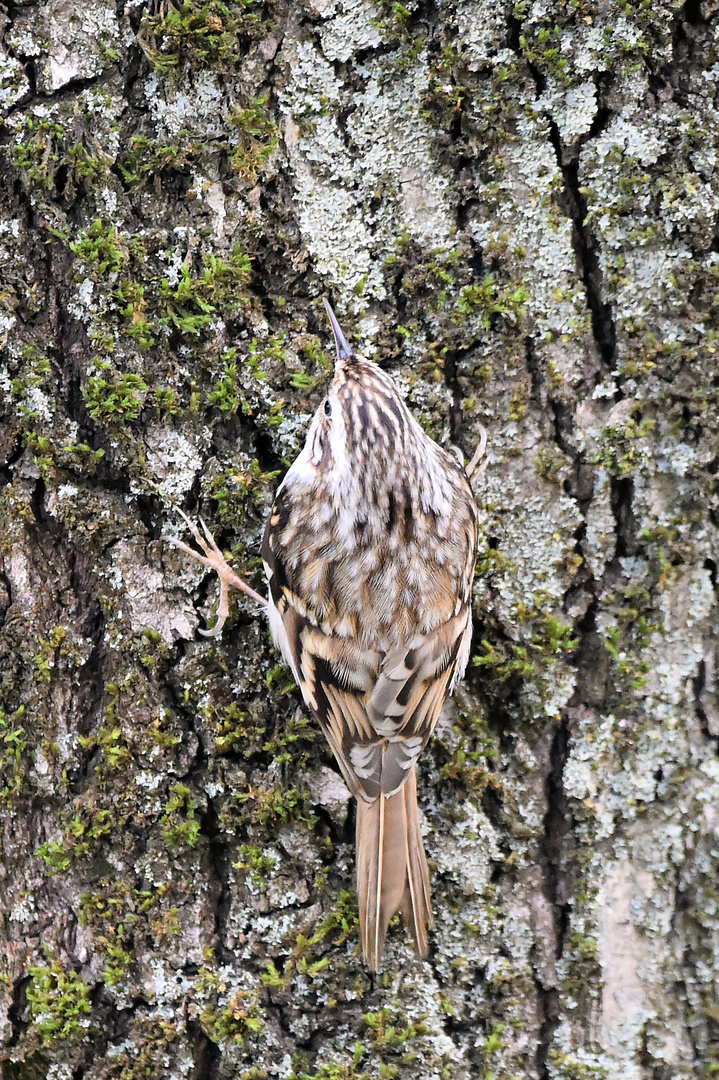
left=263, top=490, right=473, bottom=799
left=268, top=590, right=472, bottom=799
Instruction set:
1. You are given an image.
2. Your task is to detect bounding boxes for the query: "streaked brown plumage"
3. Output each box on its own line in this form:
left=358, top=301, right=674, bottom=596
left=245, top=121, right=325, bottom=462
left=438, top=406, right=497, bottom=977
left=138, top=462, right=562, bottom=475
left=170, top=300, right=479, bottom=970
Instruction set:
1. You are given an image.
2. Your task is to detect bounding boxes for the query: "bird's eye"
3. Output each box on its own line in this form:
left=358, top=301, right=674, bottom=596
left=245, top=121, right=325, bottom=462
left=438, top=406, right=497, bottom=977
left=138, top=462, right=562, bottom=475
left=324, top=399, right=332, bottom=416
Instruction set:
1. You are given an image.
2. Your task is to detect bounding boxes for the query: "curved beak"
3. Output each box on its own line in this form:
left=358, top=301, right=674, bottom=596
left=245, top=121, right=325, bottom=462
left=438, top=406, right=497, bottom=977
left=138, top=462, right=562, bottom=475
left=323, top=298, right=353, bottom=361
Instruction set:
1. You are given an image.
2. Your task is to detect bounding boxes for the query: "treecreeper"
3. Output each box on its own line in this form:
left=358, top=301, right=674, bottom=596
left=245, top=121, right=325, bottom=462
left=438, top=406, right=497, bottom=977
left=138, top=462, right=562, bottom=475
left=169, top=300, right=483, bottom=970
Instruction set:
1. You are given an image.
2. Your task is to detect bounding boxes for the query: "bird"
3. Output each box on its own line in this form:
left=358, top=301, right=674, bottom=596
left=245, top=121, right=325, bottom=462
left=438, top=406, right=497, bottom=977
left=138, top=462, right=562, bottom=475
left=168, top=300, right=483, bottom=970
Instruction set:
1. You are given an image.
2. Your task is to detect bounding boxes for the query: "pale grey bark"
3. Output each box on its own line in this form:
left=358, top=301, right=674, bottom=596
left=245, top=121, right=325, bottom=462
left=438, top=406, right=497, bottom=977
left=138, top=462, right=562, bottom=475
left=1, top=1, right=718, bottom=1079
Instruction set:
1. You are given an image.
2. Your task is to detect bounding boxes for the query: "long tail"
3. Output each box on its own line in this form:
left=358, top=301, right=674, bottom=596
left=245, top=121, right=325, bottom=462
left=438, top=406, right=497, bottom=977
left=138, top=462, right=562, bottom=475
left=355, top=768, right=433, bottom=971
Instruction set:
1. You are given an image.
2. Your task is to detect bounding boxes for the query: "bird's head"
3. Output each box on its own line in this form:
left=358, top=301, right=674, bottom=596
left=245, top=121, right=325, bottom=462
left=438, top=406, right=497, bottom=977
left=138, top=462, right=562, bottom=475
left=312, top=300, right=424, bottom=481
left=279, top=300, right=464, bottom=529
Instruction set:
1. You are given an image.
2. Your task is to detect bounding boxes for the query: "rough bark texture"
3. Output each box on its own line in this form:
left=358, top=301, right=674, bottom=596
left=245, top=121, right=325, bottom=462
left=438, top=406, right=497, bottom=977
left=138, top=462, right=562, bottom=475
left=1, top=1, right=718, bottom=1078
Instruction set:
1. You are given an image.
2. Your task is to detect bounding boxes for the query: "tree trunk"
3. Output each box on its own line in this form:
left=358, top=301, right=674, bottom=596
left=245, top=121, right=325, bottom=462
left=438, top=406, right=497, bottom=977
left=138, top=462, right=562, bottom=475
left=1, top=1, right=717, bottom=1078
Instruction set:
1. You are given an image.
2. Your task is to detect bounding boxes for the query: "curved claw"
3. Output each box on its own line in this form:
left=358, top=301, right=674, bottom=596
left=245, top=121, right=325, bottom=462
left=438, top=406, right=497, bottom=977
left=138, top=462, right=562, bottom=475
left=465, top=425, right=488, bottom=481
left=198, top=606, right=229, bottom=638
left=165, top=507, right=267, bottom=639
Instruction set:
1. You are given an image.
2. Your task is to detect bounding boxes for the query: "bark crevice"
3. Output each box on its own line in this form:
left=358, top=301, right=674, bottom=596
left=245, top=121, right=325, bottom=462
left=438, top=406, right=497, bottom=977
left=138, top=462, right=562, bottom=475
left=535, top=716, right=571, bottom=1080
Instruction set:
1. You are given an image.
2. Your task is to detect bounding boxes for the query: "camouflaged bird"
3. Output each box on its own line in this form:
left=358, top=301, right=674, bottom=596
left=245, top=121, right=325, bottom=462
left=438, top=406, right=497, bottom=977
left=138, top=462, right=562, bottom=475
left=169, top=300, right=480, bottom=969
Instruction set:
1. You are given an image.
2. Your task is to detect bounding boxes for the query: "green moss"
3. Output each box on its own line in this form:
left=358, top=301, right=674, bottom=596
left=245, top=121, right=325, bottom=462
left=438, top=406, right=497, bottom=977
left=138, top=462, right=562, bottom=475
left=425, top=36, right=520, bottom=152
left=370, top=0, right=419, bottom=42
left=0, top=705, right=28, bottom=805
left=208, top=351, right=245, bottom=414
left=568, top=932, right=598, bottom=962
left=161, top=782, right=201, bottom=849
left=474, top=602, right=578, bottom=684
left=475, top=545, right=517, bottom=579
left=139, top=628, right=172, bottom=675
left=150, top=710, right=182, bottom=751
left=7, top=345, right=54, bottom=424
left=229, top=92, right=279, bottom=183
left=361, top=1005, right=429, bottom=1071
left=454, top=274, right=530, bottom=330
left=204, top=459, right=280, bottom=527
left=262, top=891, right=360, bottom=992
left=483, top=1021, right=505, bottom=1055
left=32, top=626, right=69, bottom=684
left=602, top=624, right=651, bottom=691
left=12, top=116, right=112, bottom=204
left=65, top=223, right=257, bottom=434
left=115, top=280, right=155, bottom=350
left=262, top=709, right=315, bottom=766
left=418, top=340, right=449, bottom=384
left=423, top=44, right=470, bottom=131
left=291, top=1050, right=368, bottom=1080
left=508, top=382, right=529, bottom=421
left=248, top=331, right=290, bottom=373
left=265, top=398, right=286, bottom=428
left=117, top=131, right=204, bottom=189
left=139, top=0, right=265, bottom=74
left=517, top=25, right=571, bottom=85
left=70, top=219, right=127, bottom=276
left=205, top=680, right=314, bottom=766
left=22, top=432, right=54, bottom=477
left=236, top=780, right=316, bottom=829
left=73, top=224, right=251, bottom=328
left=288, top=371, right=320, bottom=390
left=548, top=1050, right=610, bottom=1079
left=79, top=681, right=140, bottom=772
left=235, top=844, right=276, bottom=887
left=195, top=969, right=265, bottom=1045
left=156, top=248, right=252, bottom=333
left=434, top=704, right=499, bottom=796
left=89, top=925, right=131, bottom=987
left=26, top=956, right=92, bottom=1046
left=37, top=804, right=115, bottom=873
left=83, top=1015, right=183, bottom=1076
left=594, top=409, right=656, bottom=477
left=78, top=721, right=133, bottom=771
left=35, top=839, right=74, bottom=875
left=394, top=245, right=459, bottom=310
left=83, top=371, right=148, bottom=422
left=61, top=441, right=106, bottom=470
left=535, top=446, right=571, bottom=485
left=79, top=881, right=171, bottom=985
left=212, top=702, right=259, bottom=753
left=12, top=115, right=64, bottom=191
left=35, top=678, right=158, bottom=876
left=239, top=328, right=330, bottom=395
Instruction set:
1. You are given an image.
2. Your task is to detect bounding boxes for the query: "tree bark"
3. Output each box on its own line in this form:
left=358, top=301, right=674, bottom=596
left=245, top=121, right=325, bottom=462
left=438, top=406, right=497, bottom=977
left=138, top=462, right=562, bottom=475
left=1, top=1, right=718, bottom=1078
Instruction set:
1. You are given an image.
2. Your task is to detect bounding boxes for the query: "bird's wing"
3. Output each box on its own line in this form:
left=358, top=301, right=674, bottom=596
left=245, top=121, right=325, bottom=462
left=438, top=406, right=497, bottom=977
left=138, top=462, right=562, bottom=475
left=263, top=513, right=472, bottom=799
left=304, top=608, right=472, bottom=800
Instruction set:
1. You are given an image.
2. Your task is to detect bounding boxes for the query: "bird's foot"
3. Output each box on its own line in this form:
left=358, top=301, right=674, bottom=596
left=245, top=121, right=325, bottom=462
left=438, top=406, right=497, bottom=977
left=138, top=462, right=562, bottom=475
left=166, top=508, right=266, bottom=637
left=465, top=424, right=488, bottom=481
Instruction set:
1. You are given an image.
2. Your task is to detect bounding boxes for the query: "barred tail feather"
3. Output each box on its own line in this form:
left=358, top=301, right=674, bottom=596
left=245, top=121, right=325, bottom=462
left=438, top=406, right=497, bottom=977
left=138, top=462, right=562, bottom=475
left=401, top=768, right=433, bottom=955
left=356, top=768, right=433, bottom=970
